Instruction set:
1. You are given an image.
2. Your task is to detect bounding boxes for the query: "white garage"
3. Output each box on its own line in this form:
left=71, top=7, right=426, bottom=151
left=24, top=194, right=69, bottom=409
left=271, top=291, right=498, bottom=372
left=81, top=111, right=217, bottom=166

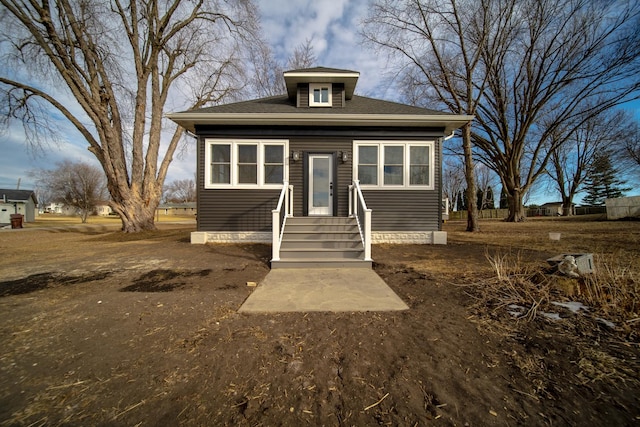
left=0, top=190, right=38, bottom=225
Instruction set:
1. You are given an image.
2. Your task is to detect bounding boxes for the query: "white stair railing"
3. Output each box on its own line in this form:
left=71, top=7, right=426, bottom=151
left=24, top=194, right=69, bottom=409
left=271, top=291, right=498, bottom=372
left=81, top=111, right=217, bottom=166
left=348, top=180, right=372, bottom=261
left=272, top=182, right=293, bottom=261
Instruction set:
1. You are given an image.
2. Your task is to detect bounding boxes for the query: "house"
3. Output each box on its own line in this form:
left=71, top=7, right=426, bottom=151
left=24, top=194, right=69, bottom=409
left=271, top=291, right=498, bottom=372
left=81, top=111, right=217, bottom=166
left=0, top=189, right=38, bottom=225
left=41, top=202, right=76, bottom=216
left=167, top=67, right=473, bottom=268
left=156, top=202, right=197, bottom=216
left=95, top=203, right=114, bottom=216
left=538, top=202, right=574, bottom=216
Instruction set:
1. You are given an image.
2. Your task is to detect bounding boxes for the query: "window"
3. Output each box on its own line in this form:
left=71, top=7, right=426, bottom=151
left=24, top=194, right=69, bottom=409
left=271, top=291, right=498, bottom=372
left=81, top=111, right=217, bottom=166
left=354, top=141, right=434, bottom=189
left=410, top=145, right=429, bottom=185
left=384, top=146, right=404, bottom=185
left=204, top=139, right=288, bottom=188
left=264, top=144, right=284, bottom=184
left=309, top=83, right=332, bottom=107
left=211, top=144, right=231, bottom=184
left=238, top=144, right=257, bottom=184
left=358, top=145, right=378, bottom=185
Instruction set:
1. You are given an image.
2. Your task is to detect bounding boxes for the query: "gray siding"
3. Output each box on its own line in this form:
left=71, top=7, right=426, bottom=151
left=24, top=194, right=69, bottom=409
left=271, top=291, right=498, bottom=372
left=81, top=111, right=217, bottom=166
left=197, top=190, right=279, bottom=232
left=196, top=136, right=279, bottom=231
left=332, top=83, right=344, bottom=108
left=297, top=84, right=308, bottom=108
left=289, top=136, right=351, bottom=217
left=297, top=83, right=344, bottom=108
left=362, top=191, right=440, bottom=231
left=195, top=126, right=444, bottom=233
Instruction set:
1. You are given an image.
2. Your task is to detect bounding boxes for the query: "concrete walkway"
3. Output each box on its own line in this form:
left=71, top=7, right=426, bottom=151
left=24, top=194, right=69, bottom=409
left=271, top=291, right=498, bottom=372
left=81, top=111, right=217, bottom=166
left=238, top=268, right=409, bottom=313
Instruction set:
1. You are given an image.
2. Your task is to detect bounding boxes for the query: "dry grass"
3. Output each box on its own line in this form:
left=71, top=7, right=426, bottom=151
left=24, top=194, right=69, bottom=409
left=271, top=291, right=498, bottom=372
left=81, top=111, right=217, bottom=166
left=478, top=248, right=639, bottom=328
left=477, top=249, right=553, bottom=321
left=472, top=242, right=640, bottom=389
left=28, top=213, right=195, bottom=227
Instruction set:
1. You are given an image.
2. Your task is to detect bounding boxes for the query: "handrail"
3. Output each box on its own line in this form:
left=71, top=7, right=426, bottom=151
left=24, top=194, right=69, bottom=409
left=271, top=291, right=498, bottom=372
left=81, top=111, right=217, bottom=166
left=272, top=182, right=293, bottom=262
left=349, top=180, right=372, bottom=261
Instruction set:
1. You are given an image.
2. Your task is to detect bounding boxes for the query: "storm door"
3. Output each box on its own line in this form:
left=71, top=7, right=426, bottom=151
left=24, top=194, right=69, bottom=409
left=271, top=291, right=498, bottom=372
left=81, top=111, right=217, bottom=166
left=308, top=154, right=334, bottom=216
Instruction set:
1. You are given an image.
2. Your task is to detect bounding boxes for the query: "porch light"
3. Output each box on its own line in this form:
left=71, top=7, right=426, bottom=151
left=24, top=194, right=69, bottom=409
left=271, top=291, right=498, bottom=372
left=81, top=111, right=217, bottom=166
left=340, top=151, right=348, bottom=163
left=292, top=151, right=301, bottom=162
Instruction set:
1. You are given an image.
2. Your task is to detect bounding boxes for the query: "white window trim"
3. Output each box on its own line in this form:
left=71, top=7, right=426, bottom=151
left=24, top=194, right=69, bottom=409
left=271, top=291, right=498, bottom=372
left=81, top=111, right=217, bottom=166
left=353, top=140, right=435, bottom=190
left=204, top=139, right=289, bottom=189
left=309, top=83, right=332, bottom=107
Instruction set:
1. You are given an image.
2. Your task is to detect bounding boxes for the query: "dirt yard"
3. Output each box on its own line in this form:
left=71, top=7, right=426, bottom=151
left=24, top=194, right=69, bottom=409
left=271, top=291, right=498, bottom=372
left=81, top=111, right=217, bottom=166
left=0, top=217, right=638, bottom=426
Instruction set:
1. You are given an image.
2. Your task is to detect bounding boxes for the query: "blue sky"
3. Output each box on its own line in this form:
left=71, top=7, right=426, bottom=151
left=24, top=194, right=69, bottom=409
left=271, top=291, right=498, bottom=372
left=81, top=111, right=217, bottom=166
left=0, top=0, right=638, bottom=205
left=0, top=0, right=389, bottom=194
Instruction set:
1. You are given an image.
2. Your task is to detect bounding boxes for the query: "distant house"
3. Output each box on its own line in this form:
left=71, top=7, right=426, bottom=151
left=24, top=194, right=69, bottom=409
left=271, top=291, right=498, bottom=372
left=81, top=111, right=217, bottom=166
left=168, top=67, right=473, bottom=268
left=541, top=202, right=574, bottom=216
left=95, top=203, right=114, bottom=216
left=0, top=189, right=38, bottom=224
left=156, top=202, right=197, bottom=216
left=42, top=202, right=76, bottom=216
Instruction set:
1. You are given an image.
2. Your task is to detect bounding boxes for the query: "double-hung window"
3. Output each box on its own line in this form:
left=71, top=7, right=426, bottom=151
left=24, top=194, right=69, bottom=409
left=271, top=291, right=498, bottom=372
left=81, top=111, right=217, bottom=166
left=354, top=141, right=434, bottom=189
left=309, top=83, right=332, bottom=107
left=205, top=139, right=288, bottom=188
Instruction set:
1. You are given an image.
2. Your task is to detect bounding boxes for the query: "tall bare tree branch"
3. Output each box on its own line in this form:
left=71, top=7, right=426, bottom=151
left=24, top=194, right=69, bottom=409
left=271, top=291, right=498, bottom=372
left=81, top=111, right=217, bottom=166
left=0, top=0, right=258, bottom=232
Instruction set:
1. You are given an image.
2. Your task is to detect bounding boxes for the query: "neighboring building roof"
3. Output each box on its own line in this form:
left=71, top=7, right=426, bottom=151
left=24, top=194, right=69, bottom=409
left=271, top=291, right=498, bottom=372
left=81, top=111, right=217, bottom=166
left=540, top=202, right=574, bottom=207
left=168, top=95, right=473, bottom=134
left=0, top=189, right=37, bottom=204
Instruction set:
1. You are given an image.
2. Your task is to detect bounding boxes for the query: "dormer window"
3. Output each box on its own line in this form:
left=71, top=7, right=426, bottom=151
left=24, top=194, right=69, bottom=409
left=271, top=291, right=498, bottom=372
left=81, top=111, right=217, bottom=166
left=309, top=83, right=332, bottom=107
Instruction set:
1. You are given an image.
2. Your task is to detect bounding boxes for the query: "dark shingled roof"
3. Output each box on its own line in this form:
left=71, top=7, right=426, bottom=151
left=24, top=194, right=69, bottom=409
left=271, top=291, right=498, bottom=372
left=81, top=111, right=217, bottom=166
left=284, top=66, right=359, bottom=74
left=184, top=95, right=450, bottom=116
left=1, top=189, right=37, bottom=203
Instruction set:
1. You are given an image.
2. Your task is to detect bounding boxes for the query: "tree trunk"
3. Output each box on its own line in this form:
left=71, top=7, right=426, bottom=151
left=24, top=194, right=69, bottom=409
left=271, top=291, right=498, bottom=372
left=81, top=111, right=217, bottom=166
left=506, top=188, right=526, bottom=222
left=109, top=188, right=160, bottom=233
left=462, top=123, right=479, bottom=231
left=561, top=195, right=573, bottom=216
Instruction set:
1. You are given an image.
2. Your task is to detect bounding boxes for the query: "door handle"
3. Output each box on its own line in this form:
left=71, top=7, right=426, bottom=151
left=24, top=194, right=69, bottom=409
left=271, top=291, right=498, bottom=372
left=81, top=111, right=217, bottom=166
left=329, top=182, right=333, bottom=196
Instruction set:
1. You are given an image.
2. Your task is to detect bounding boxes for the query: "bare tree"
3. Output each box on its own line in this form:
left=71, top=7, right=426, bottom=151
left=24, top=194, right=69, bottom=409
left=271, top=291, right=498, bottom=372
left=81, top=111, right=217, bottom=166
left=363, top=0, right=509, bottom=231
left=545, top=109, right=631, bottom=215
left=472, top=0, right=640, bottom=221
left=37, top=160, right=107, bottom=223
left=442, top=156, right=466, bottom=211
left=0, top=0, right=258, bottom=232
left=248, top=41, right=286, bottom=97
left=475, top=163, right=497, bottom=210
left=163, top=178, right=196, bottom=203
left=614, top=117, right=640, bottom=176
left=286, top=38, right=317, bottom=70
left=364, top=0, right=640, bottom=223
left=249, top=38, right=317, bottom=97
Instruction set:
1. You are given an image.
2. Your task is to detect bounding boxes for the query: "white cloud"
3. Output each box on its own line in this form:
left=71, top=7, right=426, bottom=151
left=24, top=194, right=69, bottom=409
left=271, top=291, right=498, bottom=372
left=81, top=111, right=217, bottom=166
left=256, top=0, right=396, bottom=98
left=2, top=0, right=400, bottom=193
left=0, top=121, right=97, bottom=190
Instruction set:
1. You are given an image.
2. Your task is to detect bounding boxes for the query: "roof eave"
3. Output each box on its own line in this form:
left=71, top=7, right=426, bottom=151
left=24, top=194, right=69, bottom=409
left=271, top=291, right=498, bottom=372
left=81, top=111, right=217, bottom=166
left=166, top=113, right=474, bottom=134
left=283, top=72, right=360, bottom=100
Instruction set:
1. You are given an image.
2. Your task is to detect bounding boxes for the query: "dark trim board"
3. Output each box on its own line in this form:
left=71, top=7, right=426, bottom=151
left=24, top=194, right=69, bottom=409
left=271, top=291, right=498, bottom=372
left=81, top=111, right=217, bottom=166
left=194, top=125, right=447, bottom=139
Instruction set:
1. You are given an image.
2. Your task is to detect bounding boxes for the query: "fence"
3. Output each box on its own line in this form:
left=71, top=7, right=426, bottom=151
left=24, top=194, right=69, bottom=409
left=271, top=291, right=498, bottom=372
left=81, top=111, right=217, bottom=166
left=449, top=206, right=608, bottom=220
left=605, top=196, right=640, bottom=220
left=449, top=209, right=509, bottom=220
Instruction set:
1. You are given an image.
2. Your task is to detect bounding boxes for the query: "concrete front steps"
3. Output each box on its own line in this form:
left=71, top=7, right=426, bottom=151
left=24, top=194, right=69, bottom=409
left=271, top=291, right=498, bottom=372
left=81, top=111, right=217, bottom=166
left=271, top=216, right=372, bottom=269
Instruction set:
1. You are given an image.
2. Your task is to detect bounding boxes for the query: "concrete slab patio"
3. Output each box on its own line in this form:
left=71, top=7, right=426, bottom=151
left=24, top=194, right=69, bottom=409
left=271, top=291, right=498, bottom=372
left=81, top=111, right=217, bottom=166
left=238, top=268, right=409, bottom=313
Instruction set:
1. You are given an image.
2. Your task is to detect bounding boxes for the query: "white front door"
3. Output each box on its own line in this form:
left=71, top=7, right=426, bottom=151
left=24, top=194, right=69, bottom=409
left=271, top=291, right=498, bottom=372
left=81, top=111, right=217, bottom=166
left=308, top=154, right=333, bottom=216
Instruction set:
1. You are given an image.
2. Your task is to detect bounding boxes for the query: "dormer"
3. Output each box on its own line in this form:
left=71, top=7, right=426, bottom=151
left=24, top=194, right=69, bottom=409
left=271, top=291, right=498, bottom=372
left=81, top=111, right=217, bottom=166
left=283, top=67, right=360, bottom=108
